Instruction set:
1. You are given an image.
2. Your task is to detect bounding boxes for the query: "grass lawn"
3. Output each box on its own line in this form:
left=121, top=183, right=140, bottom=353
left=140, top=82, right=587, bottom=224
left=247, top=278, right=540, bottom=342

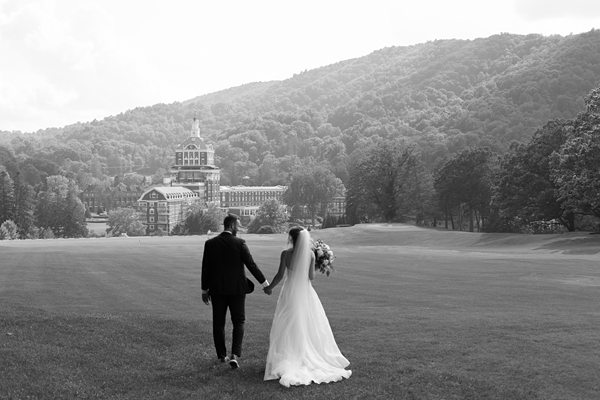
left=1, top=224, right=599, bottom=399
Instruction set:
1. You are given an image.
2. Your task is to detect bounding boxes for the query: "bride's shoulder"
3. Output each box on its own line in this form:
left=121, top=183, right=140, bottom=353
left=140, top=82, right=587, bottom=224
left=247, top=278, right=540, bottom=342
left=280, top=248, right=292, bottom=257
left=280, top=248, right=293, bottom=263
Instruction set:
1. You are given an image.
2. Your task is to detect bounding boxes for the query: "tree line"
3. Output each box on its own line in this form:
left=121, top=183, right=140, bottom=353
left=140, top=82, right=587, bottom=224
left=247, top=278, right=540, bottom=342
left=2, top=32, right=600, bottom=237
left=1, top=85, right=598, bottom=238
left=346, top=86, right=600, bottom=233
left=0, top=171, right=87, bottom=239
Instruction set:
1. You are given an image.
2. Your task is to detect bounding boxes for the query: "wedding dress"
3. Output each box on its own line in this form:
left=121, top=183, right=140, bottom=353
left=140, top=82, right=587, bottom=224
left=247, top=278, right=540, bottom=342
left=264, top=230, right=352, bottom=387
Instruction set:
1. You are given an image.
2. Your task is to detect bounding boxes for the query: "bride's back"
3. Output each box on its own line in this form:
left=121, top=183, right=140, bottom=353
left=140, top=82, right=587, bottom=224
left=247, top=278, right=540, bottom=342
left=265, top=228, right=351, bottom=386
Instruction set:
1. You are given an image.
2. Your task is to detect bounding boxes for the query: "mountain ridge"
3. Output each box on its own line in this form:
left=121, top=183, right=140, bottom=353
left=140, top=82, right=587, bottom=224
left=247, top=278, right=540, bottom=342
left=1, top=30, right=600, bottom=186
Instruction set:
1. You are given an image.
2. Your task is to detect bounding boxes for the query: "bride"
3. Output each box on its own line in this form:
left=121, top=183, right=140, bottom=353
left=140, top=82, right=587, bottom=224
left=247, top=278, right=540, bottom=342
left=263, top=227, right=352, bottom=387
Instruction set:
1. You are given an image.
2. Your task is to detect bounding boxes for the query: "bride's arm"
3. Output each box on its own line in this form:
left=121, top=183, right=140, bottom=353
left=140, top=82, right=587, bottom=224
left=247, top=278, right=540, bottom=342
left=308, top=252, right=315, bottom=281
left=264, top=251, right=287, bottom=294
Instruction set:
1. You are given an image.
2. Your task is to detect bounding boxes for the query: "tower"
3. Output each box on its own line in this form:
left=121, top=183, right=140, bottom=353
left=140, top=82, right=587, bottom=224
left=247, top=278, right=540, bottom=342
left=170, top=118, right=220, bottom=206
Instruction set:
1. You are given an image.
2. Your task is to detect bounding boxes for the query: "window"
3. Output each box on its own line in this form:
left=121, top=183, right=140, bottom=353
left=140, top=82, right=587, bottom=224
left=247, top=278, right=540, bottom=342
left=149, top=225, right=155, bottom=230
left=150, top=192, right=157, bottom=199
left=149, top=209, right=155, bottom=214
left=149, top=216, right=155, bottom=222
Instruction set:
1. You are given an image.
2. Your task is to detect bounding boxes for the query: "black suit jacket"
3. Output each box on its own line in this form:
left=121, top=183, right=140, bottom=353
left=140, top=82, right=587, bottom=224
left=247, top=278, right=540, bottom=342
left=201, top=232, right=266, bottom=295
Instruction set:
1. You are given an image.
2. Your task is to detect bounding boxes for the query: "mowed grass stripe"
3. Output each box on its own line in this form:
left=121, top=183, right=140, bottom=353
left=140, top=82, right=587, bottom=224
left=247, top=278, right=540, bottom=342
left=1, top=225, right=600, bottom=399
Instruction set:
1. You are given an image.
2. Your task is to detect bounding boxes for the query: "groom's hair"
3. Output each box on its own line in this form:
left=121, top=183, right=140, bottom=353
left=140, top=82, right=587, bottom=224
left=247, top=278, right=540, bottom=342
left=223, top=213, right=239, bottom=229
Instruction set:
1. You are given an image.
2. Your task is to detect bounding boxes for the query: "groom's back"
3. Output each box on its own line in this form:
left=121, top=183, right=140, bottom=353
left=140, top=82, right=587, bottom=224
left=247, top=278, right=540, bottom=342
left=209, top=234, right=244, bottom=267
left=202, top=233, right=249, bottom=295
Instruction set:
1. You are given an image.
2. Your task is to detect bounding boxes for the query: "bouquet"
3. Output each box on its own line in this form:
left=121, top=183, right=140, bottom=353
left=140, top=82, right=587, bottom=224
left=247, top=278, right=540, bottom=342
left=313, top=239, right=335, bottom=276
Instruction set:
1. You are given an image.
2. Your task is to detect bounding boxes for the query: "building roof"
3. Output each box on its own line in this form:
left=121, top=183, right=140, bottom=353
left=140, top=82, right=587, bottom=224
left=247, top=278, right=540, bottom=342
left=138, top=186, right=199, bottom=201
left=219, top=185, right=287, bottom=192
left=176, top=136, right=213, bottom=151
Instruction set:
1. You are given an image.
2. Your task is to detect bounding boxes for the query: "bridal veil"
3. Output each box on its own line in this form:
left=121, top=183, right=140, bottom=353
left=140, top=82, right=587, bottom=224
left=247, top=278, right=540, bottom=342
left=264, top=229, right=352, bottom=387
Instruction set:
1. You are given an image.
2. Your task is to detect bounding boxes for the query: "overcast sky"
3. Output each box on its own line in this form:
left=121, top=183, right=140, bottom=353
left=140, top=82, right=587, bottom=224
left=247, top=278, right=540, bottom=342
left=1, top=0, right=600, bottom=133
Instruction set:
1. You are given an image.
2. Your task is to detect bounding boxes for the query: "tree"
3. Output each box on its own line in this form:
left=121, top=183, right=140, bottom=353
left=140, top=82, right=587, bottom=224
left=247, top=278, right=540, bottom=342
left=247, top=199, right=288, bottom=233
left=36, top=175, right=87, bottom=238
left=493, top=120, right=574, bottom=231
left=347, top=140, right=428, bottom=223
left=198, top=204, right=222, bottom=234
left=0, top=146, right=19, bottom=179
left=550, top=87, right=600, bottom=220
left=107, top=207, right=145, bottom=236
left=12, top=173, right=36, bottom=238
left=283, top=165, right=338, bottom=226
left=434, top=147, right=495, bottom=231
left=0, top=219, right=18, bottom=240
left=0, top=169, right=15, bottom=225
left=174, top=204, right=221, bottom=235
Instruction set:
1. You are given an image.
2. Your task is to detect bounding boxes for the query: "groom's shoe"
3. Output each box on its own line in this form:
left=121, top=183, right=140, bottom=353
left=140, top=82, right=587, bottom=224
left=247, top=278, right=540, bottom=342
left=219, top=356, right=230, bottom=363
left=229, top=354, right=240, bottom=369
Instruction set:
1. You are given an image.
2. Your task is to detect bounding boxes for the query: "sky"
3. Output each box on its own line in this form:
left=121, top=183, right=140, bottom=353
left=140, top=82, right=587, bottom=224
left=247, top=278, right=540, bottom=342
left=1, top=0, right=600, bottom=133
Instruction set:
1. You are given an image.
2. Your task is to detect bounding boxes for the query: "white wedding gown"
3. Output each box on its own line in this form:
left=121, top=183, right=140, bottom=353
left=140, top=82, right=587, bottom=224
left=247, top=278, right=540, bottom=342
left=264, top=230, right=352, bottom=387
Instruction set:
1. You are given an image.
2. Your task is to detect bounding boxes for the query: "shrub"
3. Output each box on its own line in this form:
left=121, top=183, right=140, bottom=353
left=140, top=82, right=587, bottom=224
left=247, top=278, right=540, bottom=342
left=525, top=220, right=568, bottom=234
left=39, top=227, right=56, bottom=239
left=0, top=220, right=19, bottom=240
left=150, top=228, right=165, bottom=236
left=26, top=226, right=40, bottom=239
left=256, top=225, right=276, bottom=234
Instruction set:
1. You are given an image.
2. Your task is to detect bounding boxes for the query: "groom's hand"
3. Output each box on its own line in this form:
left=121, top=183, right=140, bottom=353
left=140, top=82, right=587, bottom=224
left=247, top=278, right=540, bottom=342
left=263, top=287, right=272, bottom=295
left=202, top=292, right=211, bottom=305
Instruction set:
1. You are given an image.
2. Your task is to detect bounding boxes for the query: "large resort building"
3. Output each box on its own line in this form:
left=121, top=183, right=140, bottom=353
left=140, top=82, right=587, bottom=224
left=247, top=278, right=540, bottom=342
left=138, top=119, right=287, bottom=234
left=220, top=185, right=286, bottom=217
left=137, top=186, right=200, bottom=233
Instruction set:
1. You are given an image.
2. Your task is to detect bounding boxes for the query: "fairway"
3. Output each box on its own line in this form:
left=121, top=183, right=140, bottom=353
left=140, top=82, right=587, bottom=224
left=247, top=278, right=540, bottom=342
left=1, top=224, right=600, bottom=399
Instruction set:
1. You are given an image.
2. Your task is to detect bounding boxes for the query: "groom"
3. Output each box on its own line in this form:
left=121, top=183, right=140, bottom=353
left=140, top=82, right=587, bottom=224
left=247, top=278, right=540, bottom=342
left=201, top=214, right=270, bottom=369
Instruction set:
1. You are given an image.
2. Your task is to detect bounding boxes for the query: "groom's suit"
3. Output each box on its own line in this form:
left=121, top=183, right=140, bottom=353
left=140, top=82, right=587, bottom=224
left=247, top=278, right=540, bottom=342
left=201, top=231, right=267, bottom=359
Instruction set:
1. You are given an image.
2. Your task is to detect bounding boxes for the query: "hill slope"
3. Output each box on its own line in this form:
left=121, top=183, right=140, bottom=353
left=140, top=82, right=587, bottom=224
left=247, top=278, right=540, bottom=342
left=2, top=30, right=600, bottom=185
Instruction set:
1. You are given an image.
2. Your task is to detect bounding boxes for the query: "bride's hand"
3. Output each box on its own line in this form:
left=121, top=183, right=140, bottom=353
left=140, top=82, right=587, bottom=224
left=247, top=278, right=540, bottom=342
left=263, top=286, right=272, bottom=295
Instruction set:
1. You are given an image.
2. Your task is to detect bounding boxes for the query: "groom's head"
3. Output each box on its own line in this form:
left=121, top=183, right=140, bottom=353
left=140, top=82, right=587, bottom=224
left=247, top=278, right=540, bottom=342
left=223, top=214, right=240, bottom=236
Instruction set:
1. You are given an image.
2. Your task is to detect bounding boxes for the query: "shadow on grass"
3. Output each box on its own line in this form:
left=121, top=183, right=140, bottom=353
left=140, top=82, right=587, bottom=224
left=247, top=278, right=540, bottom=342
left=534, top=236, right=600, bottom=255
left=153, top=351, right=273, bottom=396
left=471, top=232, right=600, bottom=255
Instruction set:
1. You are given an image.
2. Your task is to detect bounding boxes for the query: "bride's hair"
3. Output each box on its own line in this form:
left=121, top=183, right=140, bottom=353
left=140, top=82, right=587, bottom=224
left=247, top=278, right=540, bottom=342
left=288, top=226, right=304, bottom=247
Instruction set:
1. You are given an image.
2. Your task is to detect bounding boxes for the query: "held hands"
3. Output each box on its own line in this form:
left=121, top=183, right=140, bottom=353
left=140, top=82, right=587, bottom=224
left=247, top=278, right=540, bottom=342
left=261, top=280, right=273, bottom=295
left=202, top=292, right=211, bottom=305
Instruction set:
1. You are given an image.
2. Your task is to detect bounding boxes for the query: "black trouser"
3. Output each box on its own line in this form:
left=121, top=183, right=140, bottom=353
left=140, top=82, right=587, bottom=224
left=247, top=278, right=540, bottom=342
left=211, top=294, right=246, bottom=358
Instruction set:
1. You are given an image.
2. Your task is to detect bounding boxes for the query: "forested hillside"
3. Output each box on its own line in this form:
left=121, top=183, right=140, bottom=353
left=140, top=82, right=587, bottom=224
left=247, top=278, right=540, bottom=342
left=1, top=30, right=600, bottom=189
